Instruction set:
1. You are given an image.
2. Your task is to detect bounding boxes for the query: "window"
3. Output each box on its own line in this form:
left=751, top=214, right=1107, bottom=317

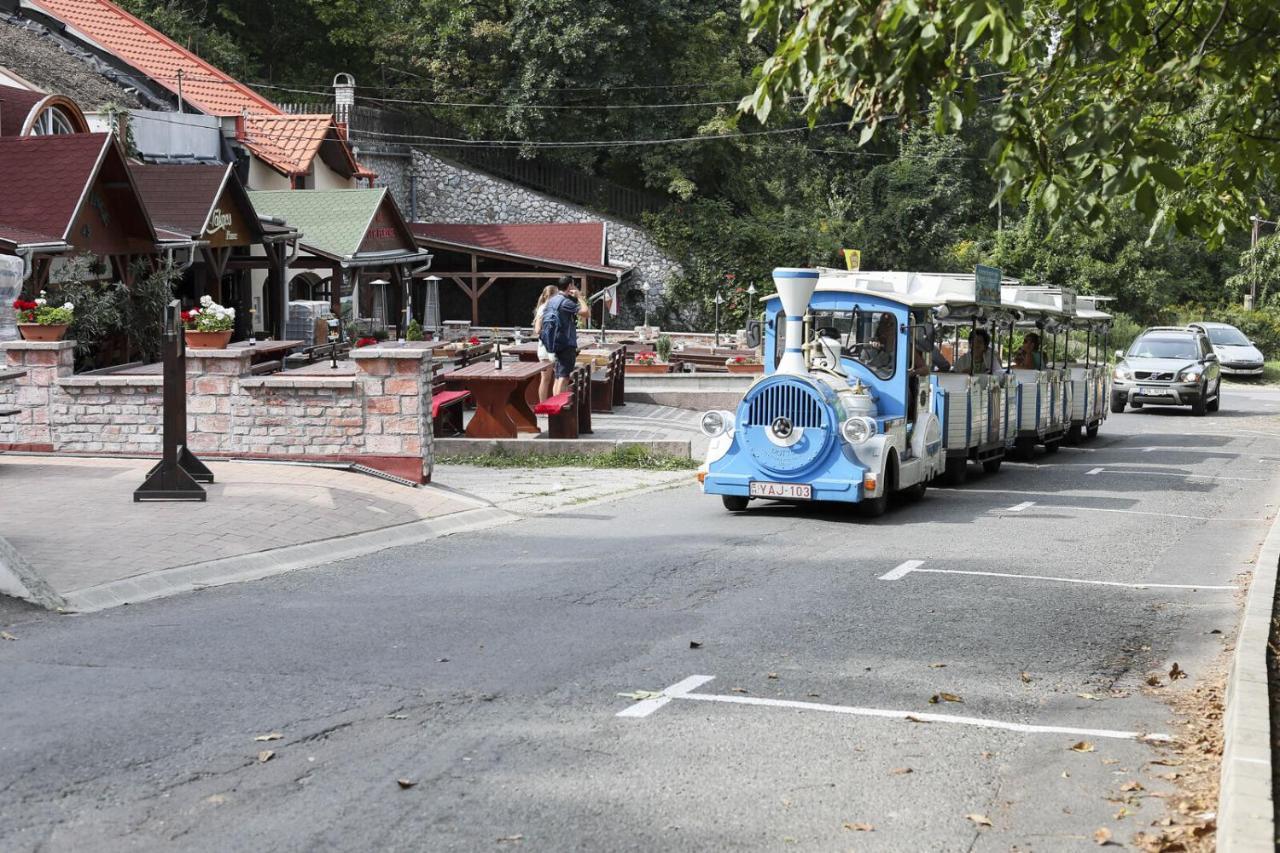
left=813, top=308, right=898, bottom=379
left=1128, top=335, right=1199, bottom=360
left=1204, top=325, right=1249, bottom=346
left=29, top=107, right=75, bottom=136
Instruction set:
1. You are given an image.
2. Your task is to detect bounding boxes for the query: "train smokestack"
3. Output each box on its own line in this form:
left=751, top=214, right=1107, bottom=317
left=773, top=267, right=819, bottom=374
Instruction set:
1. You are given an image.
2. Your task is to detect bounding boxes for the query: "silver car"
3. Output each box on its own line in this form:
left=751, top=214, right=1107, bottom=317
left=1188, top=322, right=1265, bottom=377
left=1111, top=327, right=1222, bottom=416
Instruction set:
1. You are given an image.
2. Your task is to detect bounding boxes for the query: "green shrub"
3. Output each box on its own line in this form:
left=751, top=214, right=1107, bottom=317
left=406, top=319, right=424, bottom=341
left=655, top=334, right=673, bottom=362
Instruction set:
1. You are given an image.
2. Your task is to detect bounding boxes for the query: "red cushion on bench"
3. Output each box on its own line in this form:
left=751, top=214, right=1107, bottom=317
left=534, top=392, right=573, bottom=415
left=431, top=390, right=470, bottom=418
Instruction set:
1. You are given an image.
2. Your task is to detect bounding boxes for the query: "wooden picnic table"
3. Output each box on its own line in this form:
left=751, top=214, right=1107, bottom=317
left=441, top=360, right=549, bottom=439
left=228, top=339, right=304, bottom=364
left=508, top=342, right=542, bottom=363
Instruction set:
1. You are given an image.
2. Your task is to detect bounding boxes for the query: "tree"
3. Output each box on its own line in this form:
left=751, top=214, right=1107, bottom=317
left=740, top=0, right=1280, bottom=244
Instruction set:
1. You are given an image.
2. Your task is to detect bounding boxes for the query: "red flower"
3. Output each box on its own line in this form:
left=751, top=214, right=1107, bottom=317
left=356, top=337, right=378, bottom=348
left=467, top=336, right=481, bottom=345
left=13, top=299, right=37, bottom=311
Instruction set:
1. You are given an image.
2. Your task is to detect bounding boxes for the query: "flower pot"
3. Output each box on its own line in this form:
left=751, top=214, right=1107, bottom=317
left=17, top=323, right=68, bottom=342
left=184, top=329, right=233, bottom=349
left=625, top=363, right=671, bottom=375
left=726, top=363, right=763, bottom=374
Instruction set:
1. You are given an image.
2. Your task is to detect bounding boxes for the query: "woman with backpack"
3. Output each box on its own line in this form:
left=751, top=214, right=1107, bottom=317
left=532, top=284, right=559, bottom=402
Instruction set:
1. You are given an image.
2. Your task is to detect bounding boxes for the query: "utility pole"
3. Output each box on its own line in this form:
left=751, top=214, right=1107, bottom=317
left=176, top=69, right=185, bottom=114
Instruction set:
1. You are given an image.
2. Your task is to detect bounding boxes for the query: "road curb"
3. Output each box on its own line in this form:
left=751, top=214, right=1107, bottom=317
left=60, top=506, right=519, bottom=613
left=1219, top=498, right=1279, bottom=851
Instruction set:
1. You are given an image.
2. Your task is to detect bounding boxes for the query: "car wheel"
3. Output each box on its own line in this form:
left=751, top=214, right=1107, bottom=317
left=1207, top=383, right=1220, bottom=412
left=722, top=495, right=749, bottom=512
left=1110, top=395, right=1126, bottom=414
left=1191, top=385, right=1207, bottom=416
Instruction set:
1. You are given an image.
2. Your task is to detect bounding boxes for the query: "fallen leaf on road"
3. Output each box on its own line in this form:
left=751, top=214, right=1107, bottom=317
left=254, top=732, right=283, bottom=742
left=890, top=767, right=913, bottom=775
left=1077, top=693, right=1103, bottom=701
left=965, top=814, right=992, bottom=827
left=937, top=692, right=962, bottom=703
left=1020, top=671, right=1033, bottom=683
left=1145, top=674, right=1163, bottom=687
left=842, top=822, right=874, bottom=832
left=1093, top=826, right=1114, bottom=845
left=257, top=750, right=275, bottom=763
left=904, top=715, right=928, bottom=723
left=1070, top=741, right=1095, bottom=753
left=1120, top=780, right=1144, bottom=792
left=1114, top=807, right=1129, bottom=819
left=496, top=834, right=523, bottom=843
left=436, top=658, right=449, bottom=663
left=1102, top=758, right=1120, bottom=765
left=806, top=692, right=820, bottom=698
left=0, top=631, right=16, bottom=641
left=980, top=751, right=994, bottom=759
left=1061, top=770, right=1070, bottom=778
left=730, top=687, right=749, bottom=694
left=396, top=778, right=417, bottom=789
left=205, top=794, right=226, bottom=805
left=688, top=641, right=702, bottom=649
left=766, top=673, right=778, bottom=680
left=617, top=690, right=663, bottom=701
left=1168, top=662, right=1186, bottom=680
left=1209, top=628, right=1222, bottom=635
left=386, top=713, right=408, bottom=720
left=929, top=663, right=947, bottom=668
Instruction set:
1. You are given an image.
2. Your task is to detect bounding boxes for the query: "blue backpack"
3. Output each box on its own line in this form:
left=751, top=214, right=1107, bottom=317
left=540, top=297, right=574, bottom=353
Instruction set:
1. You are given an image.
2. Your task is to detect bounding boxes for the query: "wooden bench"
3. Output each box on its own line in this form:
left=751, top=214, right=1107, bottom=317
left=532, top=365, right=592, bottom=438
left=430, top=365, right=472, bottom=437
left=248, top=359, right=283, bottom=376
left=590, top=348, right=625, bottom=414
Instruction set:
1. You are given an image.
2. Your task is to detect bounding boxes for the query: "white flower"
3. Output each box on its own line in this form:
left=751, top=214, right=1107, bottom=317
left=63, top=302, right=74, bottom=311
left=200, top=295, right=213, bottom=308
left=34, top=298, right=46, bottom=307
left=226, top=307, right=235, bottom=317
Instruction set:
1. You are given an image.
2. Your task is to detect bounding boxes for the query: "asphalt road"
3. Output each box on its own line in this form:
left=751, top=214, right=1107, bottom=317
left=3, top=385, right=1279, bottom=852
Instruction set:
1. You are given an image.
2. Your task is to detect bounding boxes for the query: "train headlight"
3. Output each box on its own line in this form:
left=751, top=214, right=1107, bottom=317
left=841, top=416, right=876, bottom=445
left=700, top=410, right=734, bottom=437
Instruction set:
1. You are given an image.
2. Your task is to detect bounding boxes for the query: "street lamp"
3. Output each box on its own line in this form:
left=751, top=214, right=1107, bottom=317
left=745, top=282, right=757, bottom=326
left=641, top=282, right=651, bottom=336
left=713, top=290, right=725, bottom=349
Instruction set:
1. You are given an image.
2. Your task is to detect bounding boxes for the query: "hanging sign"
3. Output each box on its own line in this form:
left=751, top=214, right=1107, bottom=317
left=974, top=264, right=1002, bottom=307
left=842, top=249, right=861, bottom=271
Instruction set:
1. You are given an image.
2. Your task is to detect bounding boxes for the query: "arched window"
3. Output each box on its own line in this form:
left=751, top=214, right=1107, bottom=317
left=29, top=106, right=76, bottom=136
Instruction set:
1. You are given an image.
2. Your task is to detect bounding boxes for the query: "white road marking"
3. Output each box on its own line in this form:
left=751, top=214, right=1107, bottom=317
left=1086, top=467, right=1104, bottom=475
left=893, top=566, right=1234, bottom=592
left=878, top=560, right=924, bottom=581
left=1085, top=467, right=1263, bottom=482
left=1005, top=501, right=1036, bottom=513
left=615, top=674, right=715, bottom=718
left=619, top=675, right=1170, bottom=743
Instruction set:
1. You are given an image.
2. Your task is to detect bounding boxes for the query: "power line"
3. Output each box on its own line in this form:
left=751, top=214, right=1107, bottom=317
left=346, top=121, right=853, bottom=149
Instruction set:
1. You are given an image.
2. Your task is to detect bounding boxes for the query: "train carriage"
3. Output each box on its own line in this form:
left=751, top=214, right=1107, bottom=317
left=1070, top=295, right=1114, bottom=441
left=1001, top=286, right=1072, bottom=458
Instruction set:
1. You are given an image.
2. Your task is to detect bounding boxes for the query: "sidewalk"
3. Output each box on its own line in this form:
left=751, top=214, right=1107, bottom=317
left=0, top=453, right=693, bottom=613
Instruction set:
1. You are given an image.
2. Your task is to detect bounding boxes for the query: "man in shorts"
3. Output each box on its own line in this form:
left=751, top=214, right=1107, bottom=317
left=545, top=276, right=590, bottom=395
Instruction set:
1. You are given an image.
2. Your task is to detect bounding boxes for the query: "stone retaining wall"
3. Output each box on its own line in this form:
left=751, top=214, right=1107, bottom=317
left=0, top=341, right=436, bottom=483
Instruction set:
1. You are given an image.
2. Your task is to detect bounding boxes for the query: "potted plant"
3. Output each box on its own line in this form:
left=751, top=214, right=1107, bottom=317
left=182, top=295, right=235, bottom=349
left=626, top=350, right=670, bottom=374
left=13, top=291, right=74, bottom=341
left=726, top=354, right=763, bottom=374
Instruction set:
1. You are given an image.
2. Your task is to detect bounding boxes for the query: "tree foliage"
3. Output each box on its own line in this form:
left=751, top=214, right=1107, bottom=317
left=741, top=0, right=1280, bottom=244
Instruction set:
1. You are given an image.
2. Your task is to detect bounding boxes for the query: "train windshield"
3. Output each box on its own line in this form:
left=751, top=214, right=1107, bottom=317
left=811, top=309, right=898, bottom=379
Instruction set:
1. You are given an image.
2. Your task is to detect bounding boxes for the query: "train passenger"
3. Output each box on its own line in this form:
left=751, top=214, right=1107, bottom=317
left=953, top=328, right=993, bottom=374
left=1014, top=332, right=1043, bottom=369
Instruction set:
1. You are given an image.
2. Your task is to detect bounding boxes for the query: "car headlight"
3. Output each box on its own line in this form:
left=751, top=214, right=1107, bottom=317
left=1179, top=368, right=1202, bottom=382
left=841, top=416, right=876, bottom=444
left=1113, top=366, right=1131, bottom=380
left=699, top=410, right=733, bottom=437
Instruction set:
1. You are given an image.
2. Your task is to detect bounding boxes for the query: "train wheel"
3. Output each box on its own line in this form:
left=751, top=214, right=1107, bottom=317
left=722, top=495, right=749, bottom=512
left=1086, top=424, right=1100, bottom=440
left=982, top=457, right=1003, bottom=474
left=1044, top=439, right=1061, bottom=454
left=858, top=493, right=888, bottom=517
left=943, top=456, right=968, bottom=486
left=900, top=480, right=927, bottom=502
left=1065, top=424, right=1083, bottom=445
left=1014, top=438, right=1036, bottom=460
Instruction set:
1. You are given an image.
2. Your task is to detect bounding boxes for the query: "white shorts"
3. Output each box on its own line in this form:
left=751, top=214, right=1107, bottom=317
left=537, top=343, right=553, bottom=362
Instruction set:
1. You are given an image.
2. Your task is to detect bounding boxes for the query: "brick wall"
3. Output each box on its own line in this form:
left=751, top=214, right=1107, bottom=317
left=0, top=340, right=436, bottom=483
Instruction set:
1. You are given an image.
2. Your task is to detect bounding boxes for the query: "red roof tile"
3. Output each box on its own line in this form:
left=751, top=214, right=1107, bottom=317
left=0, top=132, right=108, bottom=239
left=240, top=114, right=372, bottom=179
left=0, top=223, right=65, bottom=247
left=29, top=0, right=280, bottom=117
left=412, top=222, right=610, bottom=269
left=0, top=85, right=47, bottom=137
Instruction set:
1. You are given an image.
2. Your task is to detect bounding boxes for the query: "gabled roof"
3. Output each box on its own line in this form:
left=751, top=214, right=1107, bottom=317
left=28, top=0, right=280, bottom=117
left=240, top=114, right=374, bottom=179
left=130, top=162, right=263, bottom=241
left=0, top=131, right=156, bottom=245
left=0, top=82, right=91, bottom=136
left=412, top=222, right=607, bottom=268
left=247, top=188, right=417, bottom=260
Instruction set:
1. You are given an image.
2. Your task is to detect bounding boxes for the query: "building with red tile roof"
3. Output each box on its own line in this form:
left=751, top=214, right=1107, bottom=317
left=411, top=222, right=612, bottom=272
left=27, top=0, right=279, bottom=117
left=240, top=114, right=375, bottom=184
